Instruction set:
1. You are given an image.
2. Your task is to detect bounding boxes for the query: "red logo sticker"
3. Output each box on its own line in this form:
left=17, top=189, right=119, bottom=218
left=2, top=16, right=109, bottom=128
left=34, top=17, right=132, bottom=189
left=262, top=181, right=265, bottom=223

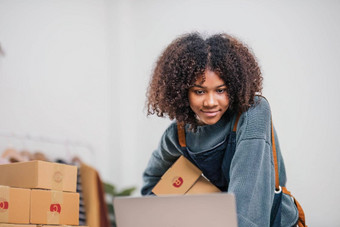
left=0, top=199, right=9, bottom=213
left=50, top=204, right=61, bottom=213
left=172, top=176, right=184, bottom=188
left=0, top=201, right=9, bottom=210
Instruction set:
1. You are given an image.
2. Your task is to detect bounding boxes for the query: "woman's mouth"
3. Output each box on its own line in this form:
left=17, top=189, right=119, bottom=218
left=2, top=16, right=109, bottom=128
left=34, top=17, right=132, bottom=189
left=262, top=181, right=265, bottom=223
left=201, top=110, right=220, bottom=117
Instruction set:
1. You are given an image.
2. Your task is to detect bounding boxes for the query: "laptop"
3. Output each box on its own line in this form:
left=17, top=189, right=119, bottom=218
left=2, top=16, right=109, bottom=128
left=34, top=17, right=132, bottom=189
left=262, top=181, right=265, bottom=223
left=113, top=193, right=238, bottom=227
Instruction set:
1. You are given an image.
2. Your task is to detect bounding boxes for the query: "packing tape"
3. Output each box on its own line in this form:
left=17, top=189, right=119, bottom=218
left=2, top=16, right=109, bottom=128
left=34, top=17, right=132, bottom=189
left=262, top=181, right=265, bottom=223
left=0, top=186, right=9, bottom=222
left=46, top=190, right=63, bottom=224
left=52, top=163, right=65, bottom=191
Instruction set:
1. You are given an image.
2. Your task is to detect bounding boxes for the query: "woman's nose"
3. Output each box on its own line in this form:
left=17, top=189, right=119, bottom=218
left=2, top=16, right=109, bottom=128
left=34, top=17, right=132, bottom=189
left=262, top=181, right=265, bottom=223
left=203, top=93, right=217, bottom=107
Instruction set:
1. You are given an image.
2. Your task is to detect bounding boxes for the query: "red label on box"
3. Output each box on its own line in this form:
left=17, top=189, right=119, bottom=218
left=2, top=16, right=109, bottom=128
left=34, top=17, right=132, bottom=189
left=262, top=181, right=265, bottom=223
left=172, top=176, right=184, bottom=188
left=50, top=204, right=61, bottom=213
left=0, top=200, right=9, bottom=211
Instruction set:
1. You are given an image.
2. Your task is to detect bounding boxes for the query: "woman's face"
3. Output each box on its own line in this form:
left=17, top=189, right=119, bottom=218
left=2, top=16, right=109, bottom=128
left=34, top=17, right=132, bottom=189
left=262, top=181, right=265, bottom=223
left=188, top=70, right=230, bottom=125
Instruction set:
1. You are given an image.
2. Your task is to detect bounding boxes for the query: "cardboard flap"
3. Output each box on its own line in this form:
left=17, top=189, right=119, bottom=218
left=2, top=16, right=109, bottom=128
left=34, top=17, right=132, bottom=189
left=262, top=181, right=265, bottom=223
left=152, top=156, right=202, bottom=195
left=186, top=175, right=221, bottom=194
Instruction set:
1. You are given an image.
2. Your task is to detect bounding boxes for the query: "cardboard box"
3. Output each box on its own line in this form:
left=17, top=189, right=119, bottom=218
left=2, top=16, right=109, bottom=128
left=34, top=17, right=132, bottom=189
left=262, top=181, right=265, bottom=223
left=0, top=225, right=38, bottom=227
left=0, top=224, right=88, bottom=227
left=0, top=225, right=89, bottom=227
left=30, top=189, right=79, bottom=225
left=0, top=186, right=30, bottom=224
left=0, top=161, right=77, bottom=192
left=152, top=156, right=220, bottom=195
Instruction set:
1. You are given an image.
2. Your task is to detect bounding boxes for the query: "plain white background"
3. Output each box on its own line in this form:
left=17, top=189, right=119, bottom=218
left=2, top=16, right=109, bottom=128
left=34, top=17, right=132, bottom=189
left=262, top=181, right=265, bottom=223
left=0, top=0, right=339, bottom=225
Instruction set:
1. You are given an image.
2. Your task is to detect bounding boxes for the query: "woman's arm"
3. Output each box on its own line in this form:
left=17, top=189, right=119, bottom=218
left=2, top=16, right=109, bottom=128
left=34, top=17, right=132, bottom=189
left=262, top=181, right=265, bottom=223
left=229, top=138, right=275, bottom=227
left=141, top=123, right=182, bottom=195
left=229, top=97, right=275, bottom=226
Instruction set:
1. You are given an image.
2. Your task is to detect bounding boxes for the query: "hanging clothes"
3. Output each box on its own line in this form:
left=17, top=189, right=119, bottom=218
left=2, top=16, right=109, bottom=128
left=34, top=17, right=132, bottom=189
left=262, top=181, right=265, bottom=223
left=77, top=167, right=87, bottom=225
left=80, top=162, right=110, bottom=227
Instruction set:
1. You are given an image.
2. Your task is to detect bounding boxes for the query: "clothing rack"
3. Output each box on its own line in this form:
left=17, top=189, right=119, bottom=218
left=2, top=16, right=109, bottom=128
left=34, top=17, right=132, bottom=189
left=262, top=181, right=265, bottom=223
left=0, top=131, right=95, bottom=164
left=0, top=131, right=109, bottom=226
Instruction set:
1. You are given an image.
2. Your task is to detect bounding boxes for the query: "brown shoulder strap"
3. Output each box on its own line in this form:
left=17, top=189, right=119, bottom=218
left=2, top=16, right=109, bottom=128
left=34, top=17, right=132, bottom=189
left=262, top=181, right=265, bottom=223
left=177, top=122, right=186, bottom=148
left=271, top=120, right=280, bottom=191
left=233, top=113, right=241, bottom=132
left=271, top=116, right=307, bottom=226
left=282, top=187, right=307, bottom=227
left=263, top=94, right=279, bottom=190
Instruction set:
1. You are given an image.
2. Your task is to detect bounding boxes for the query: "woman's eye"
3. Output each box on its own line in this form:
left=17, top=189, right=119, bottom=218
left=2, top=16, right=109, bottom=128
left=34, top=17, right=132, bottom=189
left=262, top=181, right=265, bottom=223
left=217, top=89, right=226, bottom=94
left=195, top=90, right=205, bottom=95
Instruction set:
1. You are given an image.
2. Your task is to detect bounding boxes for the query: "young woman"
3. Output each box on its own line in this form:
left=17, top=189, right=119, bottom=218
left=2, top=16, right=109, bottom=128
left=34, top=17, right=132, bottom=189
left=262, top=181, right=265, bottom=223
left=141, top=33, right=299, bottom=227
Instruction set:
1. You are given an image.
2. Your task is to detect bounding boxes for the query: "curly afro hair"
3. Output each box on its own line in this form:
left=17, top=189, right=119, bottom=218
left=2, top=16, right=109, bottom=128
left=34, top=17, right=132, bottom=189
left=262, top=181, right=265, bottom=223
left=146, top=32, right=263, bottom=129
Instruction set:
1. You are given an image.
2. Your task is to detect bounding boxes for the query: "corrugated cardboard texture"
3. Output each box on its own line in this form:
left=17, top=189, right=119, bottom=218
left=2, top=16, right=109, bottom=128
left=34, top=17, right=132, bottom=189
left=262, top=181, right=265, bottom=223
left=0, top=186, right=30, bottom=224
left=0, top=161, right=77, bottom=192
left=30, top=189, right=79, bottom=225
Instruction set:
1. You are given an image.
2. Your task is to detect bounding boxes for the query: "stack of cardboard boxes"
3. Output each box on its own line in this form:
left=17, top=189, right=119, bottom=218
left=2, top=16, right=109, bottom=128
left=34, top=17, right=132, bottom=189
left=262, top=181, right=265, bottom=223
left=0, top=160, right=88, bottom=227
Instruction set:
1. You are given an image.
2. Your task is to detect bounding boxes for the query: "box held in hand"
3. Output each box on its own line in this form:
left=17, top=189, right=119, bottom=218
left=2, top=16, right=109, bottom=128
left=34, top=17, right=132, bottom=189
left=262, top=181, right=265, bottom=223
left=152, top=156, right=220, bottom=195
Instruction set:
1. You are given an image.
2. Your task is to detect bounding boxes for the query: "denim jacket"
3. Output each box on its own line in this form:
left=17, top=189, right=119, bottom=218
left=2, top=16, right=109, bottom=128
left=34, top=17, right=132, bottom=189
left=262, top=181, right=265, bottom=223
left=141, top=97, right=298, bottom=227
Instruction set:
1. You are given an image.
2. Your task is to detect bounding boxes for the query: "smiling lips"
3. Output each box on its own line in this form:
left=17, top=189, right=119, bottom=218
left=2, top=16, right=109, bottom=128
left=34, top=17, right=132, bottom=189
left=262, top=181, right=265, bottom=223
left=201, top=110, right=220, bottom=117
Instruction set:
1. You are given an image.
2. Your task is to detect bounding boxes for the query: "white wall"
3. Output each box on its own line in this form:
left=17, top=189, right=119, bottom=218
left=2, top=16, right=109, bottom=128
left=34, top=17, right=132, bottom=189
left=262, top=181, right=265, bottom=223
left=0, top=0, right=114, bottom=178
left=0, top=0, right=339, bottom=225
